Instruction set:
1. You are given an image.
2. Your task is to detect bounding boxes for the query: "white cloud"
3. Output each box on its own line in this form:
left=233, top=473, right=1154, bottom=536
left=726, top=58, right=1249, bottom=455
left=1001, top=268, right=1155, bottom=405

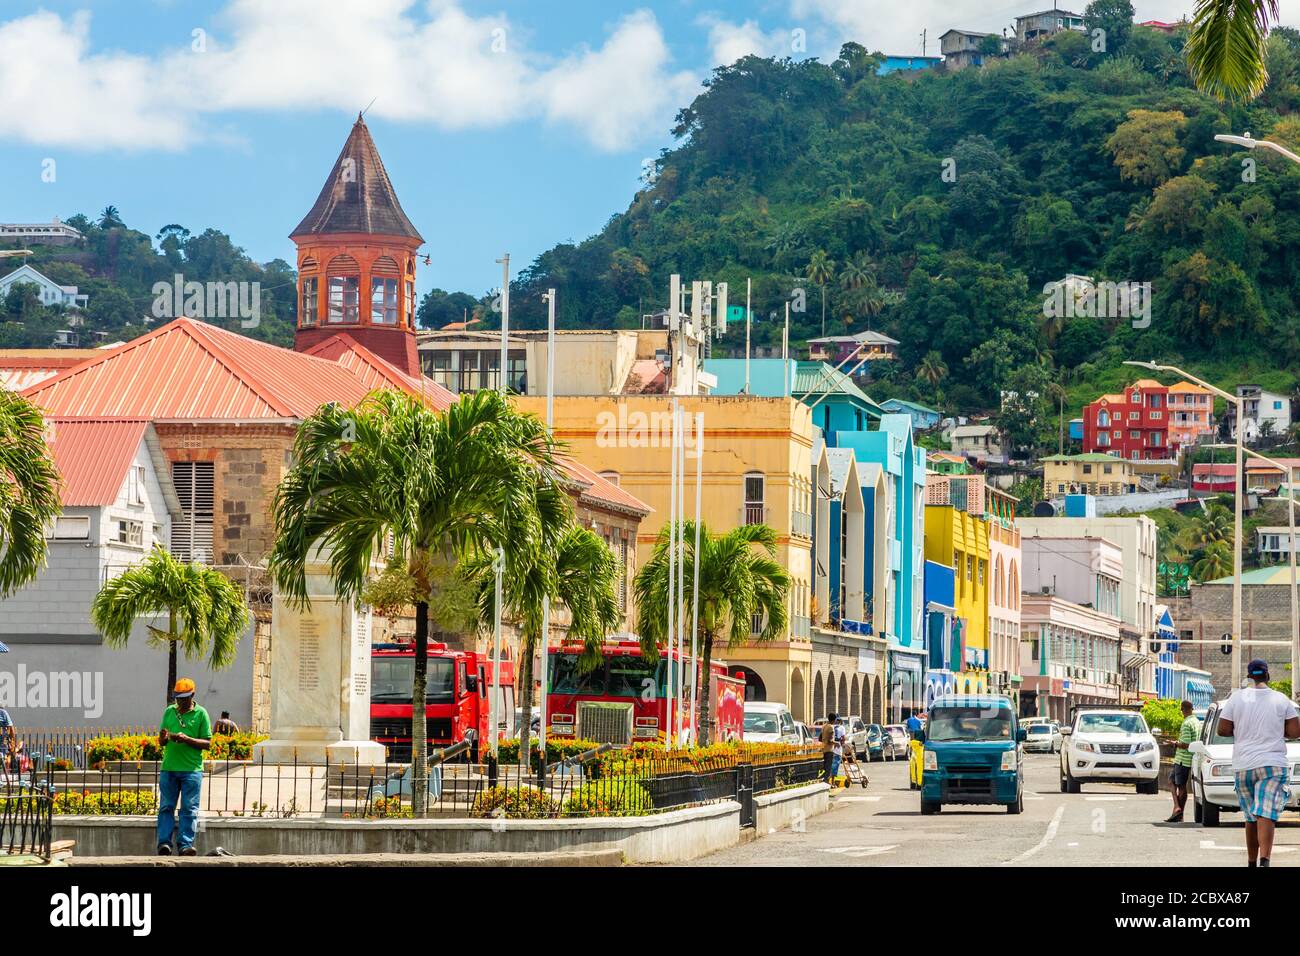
left=700, top=15, right=791, bottom=68
left=0, top=2, right=700, bottom=153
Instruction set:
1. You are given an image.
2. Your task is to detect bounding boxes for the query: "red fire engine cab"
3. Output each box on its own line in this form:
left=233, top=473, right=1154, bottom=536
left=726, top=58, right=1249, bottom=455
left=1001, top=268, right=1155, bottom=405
left=369, top=643, right=515, bottom=760
left=545, top=640, right=745, bottom=746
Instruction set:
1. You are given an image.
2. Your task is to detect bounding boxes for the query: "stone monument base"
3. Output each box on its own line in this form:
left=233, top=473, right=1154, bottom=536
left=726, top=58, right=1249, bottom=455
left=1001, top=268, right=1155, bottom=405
left=253, top=727, right=386, bottom=766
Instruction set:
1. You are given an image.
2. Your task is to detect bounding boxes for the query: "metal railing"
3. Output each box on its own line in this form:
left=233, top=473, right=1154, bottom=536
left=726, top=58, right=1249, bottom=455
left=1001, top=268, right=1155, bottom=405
left=22, top=745, right=823, bottom=822
left=0, top=783, right=52, bottom=859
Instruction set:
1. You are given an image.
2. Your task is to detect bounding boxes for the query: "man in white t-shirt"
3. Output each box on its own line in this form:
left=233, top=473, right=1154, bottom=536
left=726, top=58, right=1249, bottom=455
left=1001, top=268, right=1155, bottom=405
left=1217, top=659, right=1300, bottom=868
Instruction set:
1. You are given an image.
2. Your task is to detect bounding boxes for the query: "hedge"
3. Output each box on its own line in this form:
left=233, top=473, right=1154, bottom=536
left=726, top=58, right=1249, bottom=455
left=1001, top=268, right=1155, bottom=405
left=53, top=790, right=158, bottom=815
left=561, top=779, right=653, bottom=817
left=85, top=731, right=267, bottom=767
left=471, top=785, right=558, bottom=819
left=496, top=738, right=810, bottom=778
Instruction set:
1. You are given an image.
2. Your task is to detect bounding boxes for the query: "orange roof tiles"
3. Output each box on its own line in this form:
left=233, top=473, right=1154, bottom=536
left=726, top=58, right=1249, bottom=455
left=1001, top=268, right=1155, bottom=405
left=23, top=318, right=385, bottom=420
left=1167, top=381, right=1211, bottom=393
left=47, top=418, right=150, bottom=506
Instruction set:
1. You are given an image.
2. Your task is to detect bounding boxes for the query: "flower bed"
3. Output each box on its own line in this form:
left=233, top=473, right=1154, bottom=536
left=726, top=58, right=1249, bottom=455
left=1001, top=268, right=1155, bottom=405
left=85, top=731, right=267, bottom=767
left=53, top=790, right=158, bottom=815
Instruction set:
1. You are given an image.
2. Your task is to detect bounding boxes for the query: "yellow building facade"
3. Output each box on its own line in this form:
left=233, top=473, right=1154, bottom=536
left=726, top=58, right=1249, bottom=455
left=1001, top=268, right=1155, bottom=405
left=924, top=506, right=990, bottom=694
left=514, top=394, right=817, bottom=721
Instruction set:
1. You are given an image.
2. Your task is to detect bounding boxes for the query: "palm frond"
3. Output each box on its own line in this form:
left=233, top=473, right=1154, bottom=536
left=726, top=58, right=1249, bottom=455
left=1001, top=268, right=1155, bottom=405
left=1185, top=0, right=1279, bottom=101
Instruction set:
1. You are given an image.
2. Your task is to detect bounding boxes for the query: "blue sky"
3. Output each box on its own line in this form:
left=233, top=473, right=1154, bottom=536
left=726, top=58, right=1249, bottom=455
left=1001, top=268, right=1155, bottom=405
left=1, top=0, right=1284, bottom=298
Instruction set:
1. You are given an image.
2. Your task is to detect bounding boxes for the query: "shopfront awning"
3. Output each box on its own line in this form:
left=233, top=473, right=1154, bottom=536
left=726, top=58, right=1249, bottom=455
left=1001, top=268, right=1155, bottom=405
left=1121, top=649, right=1150, bottom=668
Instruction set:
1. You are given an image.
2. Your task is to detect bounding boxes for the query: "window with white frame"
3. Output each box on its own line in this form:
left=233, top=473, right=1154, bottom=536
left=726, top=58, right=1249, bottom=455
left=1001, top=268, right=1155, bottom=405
left=114, top=518, right=144, bottom=547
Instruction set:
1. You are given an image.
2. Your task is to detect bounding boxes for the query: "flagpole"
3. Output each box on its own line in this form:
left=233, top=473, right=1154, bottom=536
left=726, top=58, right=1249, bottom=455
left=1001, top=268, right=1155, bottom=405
left=537, top=287, right=556, bottom=782
left=690, top=411, right=703, bottom=745
left=677, top=400, right=687, bottom=746
left=666, top=396, right=678, bottom=749
left=490, top=252, right=510, bottom=760
left=744, top=278, right=752, bottom=394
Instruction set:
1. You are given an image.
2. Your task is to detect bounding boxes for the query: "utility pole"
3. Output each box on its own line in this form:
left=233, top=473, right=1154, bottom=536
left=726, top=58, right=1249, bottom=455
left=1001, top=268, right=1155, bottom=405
left=744, top=278, right=752, bottom=394
left=490, top=252, right=510, bottom=760
left=536, top=287, right=556, bottom=784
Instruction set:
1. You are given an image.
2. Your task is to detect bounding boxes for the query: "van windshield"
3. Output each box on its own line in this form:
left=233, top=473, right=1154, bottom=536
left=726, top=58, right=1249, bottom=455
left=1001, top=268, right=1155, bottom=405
left=927, top=707, right=1012, bottom=742
left=745, top=713, right=780, bottom=734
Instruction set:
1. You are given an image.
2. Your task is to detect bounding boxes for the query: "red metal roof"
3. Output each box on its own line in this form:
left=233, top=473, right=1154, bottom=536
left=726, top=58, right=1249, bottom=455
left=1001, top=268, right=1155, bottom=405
left=22, top=318, right=387, bottom=420
left=47, top=418, right=150, bottom=506
left=560, top=457, right=652, bottom=516
left=302, top=333, right=454, bottom=409
left=1192, top=463, right=1236, bottom=477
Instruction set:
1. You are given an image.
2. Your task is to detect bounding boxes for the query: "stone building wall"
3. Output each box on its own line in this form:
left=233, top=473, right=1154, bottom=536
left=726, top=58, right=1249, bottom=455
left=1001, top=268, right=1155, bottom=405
left=1166, top=583, right=1294, bottom=694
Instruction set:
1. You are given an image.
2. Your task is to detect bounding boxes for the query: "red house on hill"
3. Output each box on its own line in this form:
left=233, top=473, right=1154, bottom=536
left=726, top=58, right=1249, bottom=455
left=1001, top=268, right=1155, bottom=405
left=1082, top=379, right=1173, bottom=462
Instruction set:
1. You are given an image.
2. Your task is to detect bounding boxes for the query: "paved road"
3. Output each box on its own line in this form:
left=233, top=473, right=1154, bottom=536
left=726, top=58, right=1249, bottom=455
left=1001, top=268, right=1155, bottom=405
left=696, top=753, right=1300, bottom=866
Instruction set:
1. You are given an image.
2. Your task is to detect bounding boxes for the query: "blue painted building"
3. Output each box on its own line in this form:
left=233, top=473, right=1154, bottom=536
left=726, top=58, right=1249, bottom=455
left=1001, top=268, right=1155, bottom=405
left=923, top=560, right=957, bottom=705
left=879, top=398, right=942, bottom=431
left=877, top=55, right=943, bottom=75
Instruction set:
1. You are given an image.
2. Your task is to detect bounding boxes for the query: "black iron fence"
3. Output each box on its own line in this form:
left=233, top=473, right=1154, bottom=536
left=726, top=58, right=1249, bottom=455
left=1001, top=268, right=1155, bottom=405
left=19, top=745, right=824, bottom=822
left=0, top=783, right=53, bottom=859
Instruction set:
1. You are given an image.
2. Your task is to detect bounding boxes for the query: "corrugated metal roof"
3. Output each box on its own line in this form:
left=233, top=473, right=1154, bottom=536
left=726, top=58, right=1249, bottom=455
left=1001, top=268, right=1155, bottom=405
left=303, top=333, right=454, bottom=409
left=560, top=457, right=652, bottom=516
left=21, top=318, right=379, bottom=420
left=47, top=418, right=149, bottom=506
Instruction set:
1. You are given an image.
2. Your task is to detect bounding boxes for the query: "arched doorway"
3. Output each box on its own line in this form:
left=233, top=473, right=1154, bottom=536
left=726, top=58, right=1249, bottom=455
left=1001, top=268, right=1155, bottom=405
left=872, top=676, right=883, bottom=723
left=838, top=673, right=849, bottom=715
left=790, top=668, right=806, bottom=722
left=850, top=675, right=861, bottom=717
left=813, top=672, right=825, bottom=721
left=734, top=666, right=766, bottom=701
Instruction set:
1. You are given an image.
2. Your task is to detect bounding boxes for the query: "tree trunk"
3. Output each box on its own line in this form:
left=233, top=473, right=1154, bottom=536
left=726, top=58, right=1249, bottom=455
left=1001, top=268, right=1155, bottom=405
left=517, top=633, right=536, bottom=773
left=820, top=285, right=826, bottom=338
left=166, top=610, right=177, bottom=704
left=411, top=602, right=429, bottom=816
left=696, top=632, right=716, bottom=746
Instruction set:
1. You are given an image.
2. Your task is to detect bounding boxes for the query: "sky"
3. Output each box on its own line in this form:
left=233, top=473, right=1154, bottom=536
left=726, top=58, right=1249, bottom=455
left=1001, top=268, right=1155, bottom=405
left=4, top=0, right=1300, bottom=299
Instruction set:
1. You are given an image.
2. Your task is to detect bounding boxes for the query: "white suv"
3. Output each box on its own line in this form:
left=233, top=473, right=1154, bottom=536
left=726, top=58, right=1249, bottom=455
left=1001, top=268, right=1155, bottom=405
left=1059, top=708, right=1160, bottom=794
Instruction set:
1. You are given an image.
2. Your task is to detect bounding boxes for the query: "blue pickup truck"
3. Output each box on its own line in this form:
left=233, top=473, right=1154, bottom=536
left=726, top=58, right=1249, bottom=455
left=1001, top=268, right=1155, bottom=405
left=914, top=694, right=1025, bottom=815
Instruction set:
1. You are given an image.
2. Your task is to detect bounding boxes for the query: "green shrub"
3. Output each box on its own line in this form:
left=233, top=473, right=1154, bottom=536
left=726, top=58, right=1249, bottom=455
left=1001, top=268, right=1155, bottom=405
left=1141, top=699, right=1186, bottom=737
left=496, top=738, right=602, bottom=771
left=53, top=790, right=158, bottom=815
left=363, top=795, right=412, bottom=819
left=561, top=778, right=653, bottom=817
left=86, top=731, right=266, bottom=767
left=472, top=785, right=558, bottom=819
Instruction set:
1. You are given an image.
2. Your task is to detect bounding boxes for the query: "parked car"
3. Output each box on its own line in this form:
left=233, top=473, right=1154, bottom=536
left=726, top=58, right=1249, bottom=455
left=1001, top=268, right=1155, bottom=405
left=794, top=721, right=818, bottom=746
left=864, top=723, right=886, bottom=761
left=882, top=725, right=910, bottom=760
left=744, top=702, right=801, bottom=745
left=1023, top=722, right=1062, bottom=753
left=1190, top=699, right=1300, bottom=827
left=1059, top=708, right=1159, bottom=794
left=839, top=715, right=869, bottom=758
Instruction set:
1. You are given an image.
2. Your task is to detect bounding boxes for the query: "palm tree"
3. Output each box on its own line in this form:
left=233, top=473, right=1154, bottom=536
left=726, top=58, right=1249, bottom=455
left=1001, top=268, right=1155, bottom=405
left=467, top=524, right=620, bottom=769
left=806, top=251, right=835, bottom=337
left=1193, top=541, right=1233, bottom=582
left=1185, top=0, right=1279, bottom=101
left=839, top=251, right=875, bottom=291
left=1194, top=505, right=1232, bottom=548
left=917, top=351, right=948, bottom=389
left=268, top=389, right=564, bottom=814
left=98, top=205, right=124, bottom=229
left=91, top=547, right=249, bottom=702
left=0, top=390, right=62, bottom=598
left=634, top=521, right=790, bottom=745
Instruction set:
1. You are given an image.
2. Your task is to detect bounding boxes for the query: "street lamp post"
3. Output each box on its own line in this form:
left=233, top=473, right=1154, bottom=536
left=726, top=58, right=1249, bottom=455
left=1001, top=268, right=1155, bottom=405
left=1207, top=444, right=1300, bottom=699
left=1215, top=132, right=1300, bottom=166
left=1124, top=361, right=1245, bottom=688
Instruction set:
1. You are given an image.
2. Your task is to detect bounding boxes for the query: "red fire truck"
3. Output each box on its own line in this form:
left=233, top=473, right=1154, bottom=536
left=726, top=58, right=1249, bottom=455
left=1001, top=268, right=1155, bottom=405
left=369, top=643, right=515, bottom=759
left=545, top=640, right=745, bottom=746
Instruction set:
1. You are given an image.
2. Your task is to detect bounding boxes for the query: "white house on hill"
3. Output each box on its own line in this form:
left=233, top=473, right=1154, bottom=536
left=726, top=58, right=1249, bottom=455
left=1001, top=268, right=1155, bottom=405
left=0, top=264, right=88, bottom=309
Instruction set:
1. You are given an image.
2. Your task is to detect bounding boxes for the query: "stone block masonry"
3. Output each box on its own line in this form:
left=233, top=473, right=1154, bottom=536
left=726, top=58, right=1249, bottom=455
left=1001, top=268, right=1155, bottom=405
left=1167, top=583, right=1294, bottom=694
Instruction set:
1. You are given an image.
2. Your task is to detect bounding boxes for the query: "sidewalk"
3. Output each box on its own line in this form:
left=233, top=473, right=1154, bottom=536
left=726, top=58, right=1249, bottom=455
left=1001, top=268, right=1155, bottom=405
left=65, top=848, right=623, bottom=867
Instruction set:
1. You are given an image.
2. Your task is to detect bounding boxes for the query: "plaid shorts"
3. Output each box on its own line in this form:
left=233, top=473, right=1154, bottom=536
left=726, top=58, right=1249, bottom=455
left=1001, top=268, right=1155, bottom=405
left=1234, top=766, right=1291, bottom=823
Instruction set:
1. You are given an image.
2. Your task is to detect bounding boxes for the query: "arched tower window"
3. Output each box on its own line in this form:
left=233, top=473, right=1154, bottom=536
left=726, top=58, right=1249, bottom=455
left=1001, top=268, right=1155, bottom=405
left=326, top=255, right=361, bottom=324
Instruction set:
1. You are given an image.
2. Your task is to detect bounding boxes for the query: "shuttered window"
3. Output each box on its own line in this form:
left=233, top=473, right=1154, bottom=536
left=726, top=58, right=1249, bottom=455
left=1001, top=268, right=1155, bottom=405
left=171, top=461, right=214, bottom=563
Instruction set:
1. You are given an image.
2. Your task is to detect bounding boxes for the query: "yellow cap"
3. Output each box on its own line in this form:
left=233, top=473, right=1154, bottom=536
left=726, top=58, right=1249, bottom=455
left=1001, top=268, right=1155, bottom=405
left=172, top=678, right=196, bottom=697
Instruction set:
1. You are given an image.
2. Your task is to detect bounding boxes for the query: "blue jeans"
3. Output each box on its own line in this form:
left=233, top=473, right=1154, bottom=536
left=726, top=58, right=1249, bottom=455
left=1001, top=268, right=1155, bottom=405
left=157, top=770, right=202, bottom=850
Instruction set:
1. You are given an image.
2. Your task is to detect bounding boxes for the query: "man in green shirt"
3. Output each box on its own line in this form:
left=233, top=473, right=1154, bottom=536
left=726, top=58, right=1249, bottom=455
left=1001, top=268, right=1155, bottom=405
left=156, top=678, right=212, bottom=856
left=1166, top=700, right=1198, bottom=823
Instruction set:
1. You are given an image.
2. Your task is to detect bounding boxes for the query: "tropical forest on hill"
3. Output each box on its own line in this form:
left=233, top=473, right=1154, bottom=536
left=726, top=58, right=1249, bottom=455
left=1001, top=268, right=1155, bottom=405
left=9, top=6, right=1300, bottom=463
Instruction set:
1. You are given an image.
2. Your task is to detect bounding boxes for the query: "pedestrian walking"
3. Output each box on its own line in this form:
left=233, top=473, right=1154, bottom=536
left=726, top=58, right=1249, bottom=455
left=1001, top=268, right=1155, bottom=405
left=213, top=710, right=240, bottom=736
left=820, top=712, right=838, bottom=785
left=1166, top=700, right=1197, bottom=823
left=1217, top=660, right=1300, bottom=867
left=156, top=678, right=212, bottom=856
left=832, top=718, right=846, bottom=784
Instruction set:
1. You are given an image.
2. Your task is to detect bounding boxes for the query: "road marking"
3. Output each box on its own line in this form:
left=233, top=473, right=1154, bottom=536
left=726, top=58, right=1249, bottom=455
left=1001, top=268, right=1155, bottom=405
left=836, top=796, right=882, bottom=803
left=1085, top=796, right=1127, bottom=801
left=819, top=844, right=898, bottom=857
left=1199, top=840, right=1296, bottom=854
left=1003, top=804, right=1065, bottom=866
left=1024, top=795, right=1046, bottom=801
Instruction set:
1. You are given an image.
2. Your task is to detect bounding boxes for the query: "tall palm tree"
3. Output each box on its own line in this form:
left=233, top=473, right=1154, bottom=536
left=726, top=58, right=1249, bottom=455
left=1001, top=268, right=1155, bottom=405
left=1185, top=0, right=1280, bottom=101
left=839, top=251, right=875, bottom=291
left=0, top=390, right=62, bottom=598
left=1193, top=541, right=1232, bottom=582
left=1194, top=505, right=1232, bottom=548
left=268, top=389, right=565, bottom=814
left=98, top=205, right=124, bottom=229
left=634, top=521, right=790, bottom=745
left=806, top=251, right=835, bottom=337
left=467, top=523, right=620, bottom=768
left=917, top=351, right=948, bottom=389
left=91, top=547, right=249, bottom=702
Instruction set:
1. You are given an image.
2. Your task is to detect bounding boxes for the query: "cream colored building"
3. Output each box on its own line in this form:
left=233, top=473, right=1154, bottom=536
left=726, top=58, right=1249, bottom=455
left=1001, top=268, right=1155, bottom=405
left=514, top=393, right=816, bottom=720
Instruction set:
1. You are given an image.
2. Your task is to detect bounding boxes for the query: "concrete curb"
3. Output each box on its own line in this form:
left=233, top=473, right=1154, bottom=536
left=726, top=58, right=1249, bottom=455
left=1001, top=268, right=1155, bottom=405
left=65, top=849, right=624, bottom=867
